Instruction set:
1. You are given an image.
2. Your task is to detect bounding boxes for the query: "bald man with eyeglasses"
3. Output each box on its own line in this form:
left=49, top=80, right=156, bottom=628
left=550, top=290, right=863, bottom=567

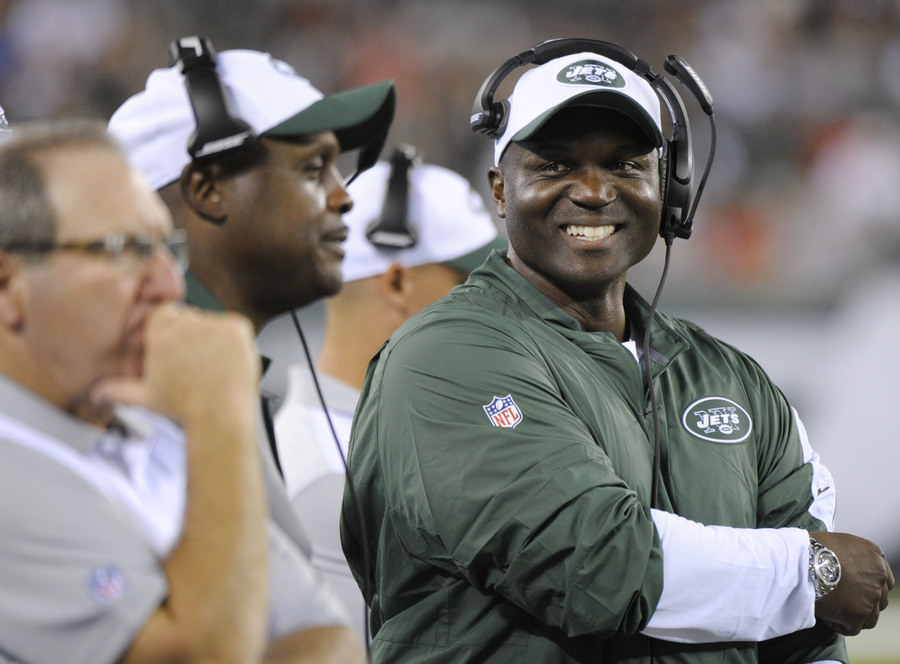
left=0, top=120, right=357, bottom=664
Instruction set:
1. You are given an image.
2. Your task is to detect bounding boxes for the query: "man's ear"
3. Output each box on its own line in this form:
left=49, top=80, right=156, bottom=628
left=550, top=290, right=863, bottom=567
left=0, top=252, right=26, bottom=332
left=488, top=166, right=506, bottom=218
left=180, top=163, right=227, bottom=225
left=374, top=263, right=409, bottom=311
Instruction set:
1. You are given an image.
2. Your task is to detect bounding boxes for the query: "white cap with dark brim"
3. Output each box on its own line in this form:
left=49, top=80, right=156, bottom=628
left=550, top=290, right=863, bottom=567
left=494, top=51, right=663, bottom=165
left=109, top=49, right=395, bottom=190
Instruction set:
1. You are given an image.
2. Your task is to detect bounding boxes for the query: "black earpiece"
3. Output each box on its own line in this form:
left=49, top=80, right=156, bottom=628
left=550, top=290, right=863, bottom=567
left=471, top=38, right=715, bottom=241
left=168, top=36, right=258, bottom=163
left=169, top=34, right=392, bottom=190
left=365, top=143, right=420, bottom=249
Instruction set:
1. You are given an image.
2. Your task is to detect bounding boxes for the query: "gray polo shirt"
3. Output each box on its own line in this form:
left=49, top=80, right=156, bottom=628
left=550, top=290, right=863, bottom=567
left=0, top=374, right=349, bottom=664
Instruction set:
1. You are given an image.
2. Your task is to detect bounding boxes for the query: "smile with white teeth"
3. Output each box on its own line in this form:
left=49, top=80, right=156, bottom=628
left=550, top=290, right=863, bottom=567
left=565, top=224, right=616, bottom=239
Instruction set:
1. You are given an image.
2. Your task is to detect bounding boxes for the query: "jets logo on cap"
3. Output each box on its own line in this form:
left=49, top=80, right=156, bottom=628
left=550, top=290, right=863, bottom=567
left=558, top=60, right=625, bottom=88
left=682, top=396, right=752, bottom=444
left=483, top=394, right=523, bottom=428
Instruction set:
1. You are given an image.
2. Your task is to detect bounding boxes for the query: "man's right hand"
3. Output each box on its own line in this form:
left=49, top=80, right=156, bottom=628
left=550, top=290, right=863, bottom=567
left=811, top=531, right=894, bottom=635
left=93, top=302, right=260, bottom=426
left=113, top=303, right=270, bottom=664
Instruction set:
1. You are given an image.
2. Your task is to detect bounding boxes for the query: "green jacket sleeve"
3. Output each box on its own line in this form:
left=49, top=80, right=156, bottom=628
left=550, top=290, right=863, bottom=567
left=728, top=347, right=847, bottom=663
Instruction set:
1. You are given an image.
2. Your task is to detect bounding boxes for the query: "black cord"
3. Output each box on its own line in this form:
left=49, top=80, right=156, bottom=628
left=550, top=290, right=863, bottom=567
left=645, top=106, right=716, bottom=509
left=289, top=310, right=373, bottom=656
left=643, top=237, right=674, bottom=510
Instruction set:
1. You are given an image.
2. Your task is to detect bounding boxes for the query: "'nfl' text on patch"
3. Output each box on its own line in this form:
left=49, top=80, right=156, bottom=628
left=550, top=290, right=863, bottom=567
left=483, top=395, right=523, bottom=428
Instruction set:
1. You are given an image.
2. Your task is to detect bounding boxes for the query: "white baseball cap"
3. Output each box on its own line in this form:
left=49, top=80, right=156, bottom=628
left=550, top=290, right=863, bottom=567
left=340, top=157, right=505, bottom=283
left=494, top=51, right=664, bottom=165
left=108, top=49, right=395, bottom=190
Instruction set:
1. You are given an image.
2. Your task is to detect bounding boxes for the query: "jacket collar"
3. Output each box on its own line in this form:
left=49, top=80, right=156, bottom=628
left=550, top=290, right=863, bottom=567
left=185, top=271, right=225, bottom=312
left=185, top=271, right=271, bottom=377
left=473, top=251, right=690, bottom=374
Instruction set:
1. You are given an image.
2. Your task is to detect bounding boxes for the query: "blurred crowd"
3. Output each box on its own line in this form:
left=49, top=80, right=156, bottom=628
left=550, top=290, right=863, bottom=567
left=0, top=0, right=898, bottom=307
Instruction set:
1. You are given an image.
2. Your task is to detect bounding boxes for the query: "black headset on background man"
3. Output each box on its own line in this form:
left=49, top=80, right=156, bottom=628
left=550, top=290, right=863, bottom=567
left=365, top=143, right=421, bottom=250
left=168, top=36, right=257, bottom=164
left=167, top=35, right=384, bottom=186
left=470, top=38, right=716, bottom=242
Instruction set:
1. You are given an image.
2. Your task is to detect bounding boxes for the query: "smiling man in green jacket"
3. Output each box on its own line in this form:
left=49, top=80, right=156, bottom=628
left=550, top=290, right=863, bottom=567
left=340, top=40, right=893, bottom=663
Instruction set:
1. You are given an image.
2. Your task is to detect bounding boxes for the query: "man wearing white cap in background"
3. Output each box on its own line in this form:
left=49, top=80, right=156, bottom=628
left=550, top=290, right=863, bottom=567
left=109, top=36, right=396, bottom=662
left=275, top=144, right=505, bottom=642
left=340, top=41, right=893, bottom=663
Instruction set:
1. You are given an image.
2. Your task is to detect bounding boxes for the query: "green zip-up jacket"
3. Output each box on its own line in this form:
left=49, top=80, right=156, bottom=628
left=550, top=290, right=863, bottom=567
left=342, top=251, right=845, bottom=663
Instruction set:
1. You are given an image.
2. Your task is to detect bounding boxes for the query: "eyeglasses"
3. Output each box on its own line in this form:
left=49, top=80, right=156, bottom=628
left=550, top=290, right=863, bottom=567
left=2, top=230, right=189, bottom=272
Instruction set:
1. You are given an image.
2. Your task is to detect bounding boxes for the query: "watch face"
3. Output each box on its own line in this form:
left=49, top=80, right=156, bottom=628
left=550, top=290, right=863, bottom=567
left=814, top=549, right=841, bottom=584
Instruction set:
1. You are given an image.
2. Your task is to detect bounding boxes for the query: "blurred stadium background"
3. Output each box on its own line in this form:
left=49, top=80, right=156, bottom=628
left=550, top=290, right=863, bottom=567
left=2, top=0, right=897, bottom=659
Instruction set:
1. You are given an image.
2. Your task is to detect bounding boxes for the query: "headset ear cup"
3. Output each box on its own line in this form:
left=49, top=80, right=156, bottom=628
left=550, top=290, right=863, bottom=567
left=659, top=138, right=692, bottom=240
left=658, top=141, right=670, bottom=231
left=658, top=142, right=682, bottom=239
left=489, top=99, right=511, bottom=139
left=470, top=107, right=492, bottom=136
left=471, top=99, right=502, bottom=137
left=473, top=100, right=510, bottom=139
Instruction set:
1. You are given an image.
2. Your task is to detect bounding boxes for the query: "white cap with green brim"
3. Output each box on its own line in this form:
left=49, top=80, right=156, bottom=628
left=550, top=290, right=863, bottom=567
left=340, top=160, right=505, bottom=283
left=494, top=51, right=664, bottom=165
left=109, top=49, right=395, bottom=190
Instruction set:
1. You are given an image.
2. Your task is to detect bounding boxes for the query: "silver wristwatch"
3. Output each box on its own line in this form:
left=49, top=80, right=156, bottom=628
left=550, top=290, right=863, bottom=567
left=809, top=536, right=841, bottom=600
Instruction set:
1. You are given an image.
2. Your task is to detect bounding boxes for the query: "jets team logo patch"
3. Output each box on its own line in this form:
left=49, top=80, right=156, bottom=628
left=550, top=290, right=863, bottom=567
left=682, top=397, right=752, bottom=444
left=86, top=564, right=128, bottom=606
left=483, top=395, right=523, bottom=428
left=557, top=60, right=625, bottom=88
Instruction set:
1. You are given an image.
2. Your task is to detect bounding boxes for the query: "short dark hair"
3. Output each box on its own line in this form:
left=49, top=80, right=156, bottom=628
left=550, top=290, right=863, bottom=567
left=0, top=120, right=122, bottom=249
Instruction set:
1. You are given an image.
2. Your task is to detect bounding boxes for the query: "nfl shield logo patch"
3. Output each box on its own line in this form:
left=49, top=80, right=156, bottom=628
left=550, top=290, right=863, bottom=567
left=483, top=395, right=523, bottom=428
left=87, top=564, right=128, bottom=605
